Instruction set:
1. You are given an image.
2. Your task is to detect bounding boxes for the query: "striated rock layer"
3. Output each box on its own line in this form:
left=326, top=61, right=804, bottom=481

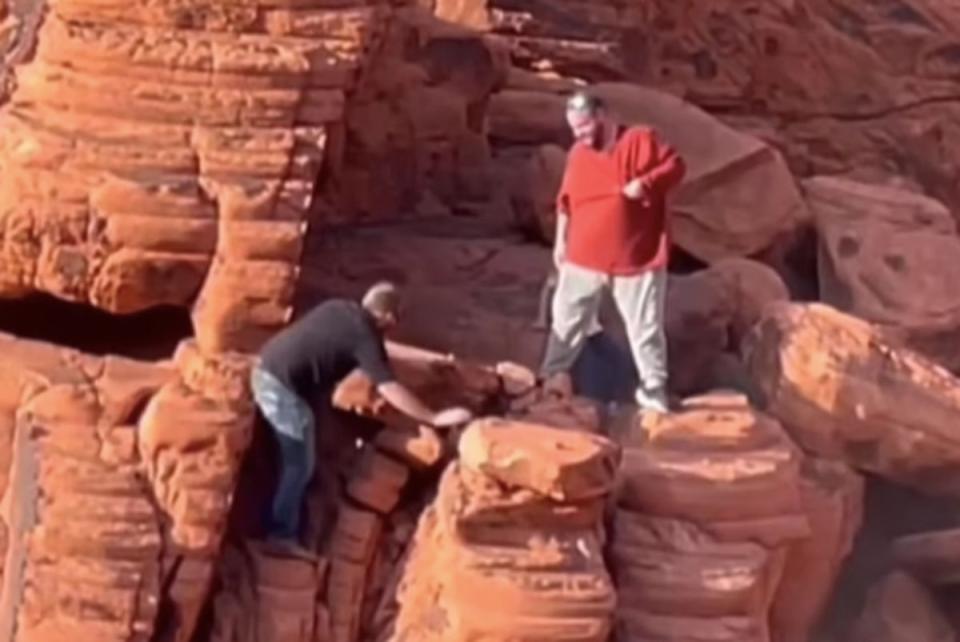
left=384, top=419, right=619, bottom=642
left=0, top=331, right=254, bottom=642
left=612, top=393, right=812, bottom=642
left=744, top=302, right=960, bottom=495
left=0, top=0, right=383, bottom=354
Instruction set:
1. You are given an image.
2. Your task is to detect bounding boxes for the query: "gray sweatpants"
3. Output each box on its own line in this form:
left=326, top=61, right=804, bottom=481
left=540, top=262, right=668, bottom=390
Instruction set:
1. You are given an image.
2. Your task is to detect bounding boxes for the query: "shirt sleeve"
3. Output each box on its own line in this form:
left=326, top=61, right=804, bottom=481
left=353, top=329, right=395, bottom=386
left=631, top=127, right=686, bottom=195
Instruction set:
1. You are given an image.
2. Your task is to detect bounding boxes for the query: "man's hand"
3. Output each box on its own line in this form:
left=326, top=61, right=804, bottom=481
left=622, top=177, right=649, bottom=201
left=431, top=406, right=474, bottom=428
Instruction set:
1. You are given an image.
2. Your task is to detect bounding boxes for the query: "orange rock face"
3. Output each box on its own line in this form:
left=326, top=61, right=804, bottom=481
left=0, top=332, right=253, bottom=642
left=0, top=0, right=381, bottom=354
left=459, top=418, right=620, bottom=501
left=475, top=1, right=960, bottom=217
left=805, top=176, right=960, bottom=371
left=744, top=302, right=960, bottom=495
left=612, top=394, right=859, bottom=642
left=769, top=458, right=864, bottom=642
left=386, top=420, right=618, bottom=642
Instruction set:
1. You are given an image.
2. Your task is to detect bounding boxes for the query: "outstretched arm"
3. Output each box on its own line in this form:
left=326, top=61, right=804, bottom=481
left=377, top=382, right=472, bottom=428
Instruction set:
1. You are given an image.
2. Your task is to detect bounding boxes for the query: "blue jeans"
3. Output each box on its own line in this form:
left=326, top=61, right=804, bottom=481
left=249, top=366, right=316, bottom=540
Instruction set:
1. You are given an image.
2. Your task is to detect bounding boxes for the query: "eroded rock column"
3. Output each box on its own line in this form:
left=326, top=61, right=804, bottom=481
left=0, top=332, right=253, bottom=642
left=0, top=0, right=383, bottom=353
left=384, top=418, right=620, bottom=641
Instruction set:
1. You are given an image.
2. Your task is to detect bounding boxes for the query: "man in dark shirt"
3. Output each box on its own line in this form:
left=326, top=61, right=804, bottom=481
left=250, top=281, right=473, bottom=552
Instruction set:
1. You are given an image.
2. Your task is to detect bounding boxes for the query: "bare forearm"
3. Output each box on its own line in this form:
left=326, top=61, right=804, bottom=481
left=554, top=212, right=568, bottom=265
left=556, top=211, right=568, bottom=243
left=377, top=382, right=436, bottom=424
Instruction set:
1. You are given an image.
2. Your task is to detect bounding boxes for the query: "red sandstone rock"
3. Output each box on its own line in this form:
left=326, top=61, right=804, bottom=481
left=373, top=425, right=445, bottom=469
left=619, top=393, right=807, bottom=542
left=0, top=332, right=255, bottom=642
left=346, top=447, right=410, bottom=514
left=664, top=270, right=733, bottom=394
left=508, top=143, right=566, bottom=242
left=710, top=258, right=790, bottom=348
left=324, top=7, right=506, bottom=220
left=388, top=459, right=616, bottom=642
left=459, top=417, right=620, bottom=502
left=893, top=528, right=960, bottom=586
left=743, top=302, right=960, bottom=495
left=0, top=0, right=380, bottom=353
left=324, top=504, right=384, bottom=642
left=612, top=392, right=812, bottom=642
left=211, top=542, right=326, bottom=642
left=296, top=220, right=551, bottom=369
left=138, top=355, right=255, bottom=552
left=473, top=1, right=960, bottom=218
left=769, top=458, right=865, bottom=642
left=613, top=512, right=787, bottom=642
left=851, top=572, right=956, bottom=642
left=657, top=259, right=790, bottom=395
left=805, top=176, right=960, bottom=371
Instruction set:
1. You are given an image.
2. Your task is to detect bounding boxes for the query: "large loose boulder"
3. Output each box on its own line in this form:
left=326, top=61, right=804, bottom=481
left=743, top=302, right=960, bottom=495
left=805, top=176, right=960, bottom=371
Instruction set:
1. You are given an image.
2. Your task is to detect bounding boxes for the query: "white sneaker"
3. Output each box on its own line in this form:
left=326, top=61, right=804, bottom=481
left=635, top=386, right=669, bottom=413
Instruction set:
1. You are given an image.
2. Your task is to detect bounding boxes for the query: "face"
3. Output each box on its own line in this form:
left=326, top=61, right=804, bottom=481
left=566, top=109, right=606, bottom=150
left=375, top=311, right=398, bottom=333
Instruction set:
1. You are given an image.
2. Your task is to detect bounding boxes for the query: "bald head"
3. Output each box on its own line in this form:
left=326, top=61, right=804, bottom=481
left=566, top=90, right=605, bottom=116
left=362, top=281, right=400, bottom=330
left=565, top=90, right=611, bottom=150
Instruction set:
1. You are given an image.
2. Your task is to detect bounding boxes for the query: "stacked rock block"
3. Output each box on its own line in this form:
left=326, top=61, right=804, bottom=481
left=0, top=331, right=253, bottom=642
left=0, top=0, right=383, bottom=353
left=210, top=542, right=328, bottom=642
left=384, top=418, right=620, bottom=641
left=611, top=392, right=862, bottom=642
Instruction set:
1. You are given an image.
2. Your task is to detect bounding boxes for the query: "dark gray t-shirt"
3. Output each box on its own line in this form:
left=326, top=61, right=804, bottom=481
left=258, top=299, right=395, bottom=399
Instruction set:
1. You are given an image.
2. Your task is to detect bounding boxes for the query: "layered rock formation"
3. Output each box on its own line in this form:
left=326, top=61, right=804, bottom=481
left=469, top=0, right=960, bottom=216
left=0, top=0, right=383, bottom=353
left=1, top=2, right=960, bottom=642
left=385, top=418, right=619, bottom=641
left=613, top=393, right=806, bottom=642
left=0, top=331, right=253, bottom=642
left=743, top=302, right=960, bottom=495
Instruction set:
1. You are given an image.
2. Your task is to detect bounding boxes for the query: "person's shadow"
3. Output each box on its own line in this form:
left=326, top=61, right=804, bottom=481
left=570, top=332, right=639, bottom=405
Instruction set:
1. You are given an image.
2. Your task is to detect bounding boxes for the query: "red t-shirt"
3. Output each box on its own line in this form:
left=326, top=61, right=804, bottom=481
left=557, top=126, right=686, bottom=275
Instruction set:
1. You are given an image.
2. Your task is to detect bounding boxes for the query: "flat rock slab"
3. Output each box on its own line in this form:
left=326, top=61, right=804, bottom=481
left=618, top=392, right=806, bottom=543
left=744, top=302, right=960, bottom=496
left=458, top=417, right=620, bottom=502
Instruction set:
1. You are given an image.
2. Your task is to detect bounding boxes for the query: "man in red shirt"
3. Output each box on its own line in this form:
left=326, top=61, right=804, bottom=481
left=542, top=91, right=686, bottom=412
